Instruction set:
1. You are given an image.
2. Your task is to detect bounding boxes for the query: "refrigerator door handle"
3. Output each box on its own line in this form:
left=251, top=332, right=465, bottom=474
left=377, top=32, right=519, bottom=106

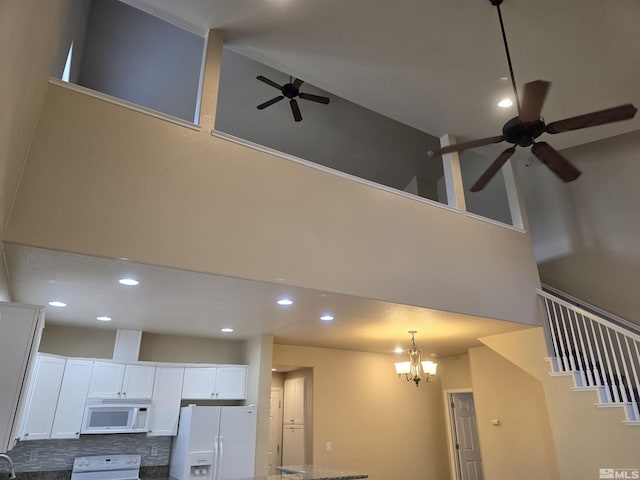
left=216, top=436, right=224, bottom=480
left=212, top=435, right=218, bottom=480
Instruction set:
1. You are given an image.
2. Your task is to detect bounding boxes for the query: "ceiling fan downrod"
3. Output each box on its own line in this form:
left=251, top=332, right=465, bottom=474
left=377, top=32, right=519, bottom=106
left=491, top=0, right=521, bottom=116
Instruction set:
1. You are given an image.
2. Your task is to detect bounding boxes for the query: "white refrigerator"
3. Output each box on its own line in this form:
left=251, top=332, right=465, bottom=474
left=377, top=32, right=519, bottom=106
left=169, top=405, right=257, bottom=480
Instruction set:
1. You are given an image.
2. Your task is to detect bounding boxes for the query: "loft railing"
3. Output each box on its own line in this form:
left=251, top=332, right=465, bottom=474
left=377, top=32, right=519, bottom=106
left=538, top=289, right=640, bottom=422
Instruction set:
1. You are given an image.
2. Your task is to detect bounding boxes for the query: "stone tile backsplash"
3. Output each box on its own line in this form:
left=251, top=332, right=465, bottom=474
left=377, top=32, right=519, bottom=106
left=3, top=434, right=172, bottom=473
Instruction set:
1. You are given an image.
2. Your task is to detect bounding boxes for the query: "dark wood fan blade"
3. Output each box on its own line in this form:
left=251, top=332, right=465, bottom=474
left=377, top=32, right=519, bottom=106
left=545, top=104, right=637, bottom=134
left=429, top=135, right=505, bottom=156
left=257, top=75, right=283, bottom=90
left=531, top=142, right=581, bottom=182
left=290, top=99, right=302, bottom=122
left=520, top=80, right=551, bottom=122
left=257, top=96, right=284, bottom=110
left=470, top=147, right=516, bottom=192
left=299, top=92, right=330, bottom=104
left=293, top=78, right=304, bottom=88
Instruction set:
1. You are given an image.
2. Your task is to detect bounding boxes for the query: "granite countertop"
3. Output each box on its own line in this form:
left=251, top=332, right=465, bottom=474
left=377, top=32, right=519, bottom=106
left=274, top=465, right=368, bottom=479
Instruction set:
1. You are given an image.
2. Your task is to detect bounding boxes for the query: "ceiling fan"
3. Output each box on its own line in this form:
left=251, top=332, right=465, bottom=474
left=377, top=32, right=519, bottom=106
left=256, top=75, right=330, bottom=122
left=428, top=0, right=637, bottom=192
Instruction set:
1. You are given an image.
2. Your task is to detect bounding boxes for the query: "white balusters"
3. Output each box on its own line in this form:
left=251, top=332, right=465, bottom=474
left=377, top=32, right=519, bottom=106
left=539, top=289, right=640, bottom=417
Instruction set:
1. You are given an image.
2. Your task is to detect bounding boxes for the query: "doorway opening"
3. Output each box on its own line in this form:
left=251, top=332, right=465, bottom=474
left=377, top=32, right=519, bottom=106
left=269, top=367, right=313, bottom=475
left=444, top=390, right=483, bottom=480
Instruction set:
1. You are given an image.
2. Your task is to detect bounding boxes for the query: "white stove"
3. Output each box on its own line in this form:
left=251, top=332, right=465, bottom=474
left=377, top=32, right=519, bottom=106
left=71, top=455, right=141, bottom=480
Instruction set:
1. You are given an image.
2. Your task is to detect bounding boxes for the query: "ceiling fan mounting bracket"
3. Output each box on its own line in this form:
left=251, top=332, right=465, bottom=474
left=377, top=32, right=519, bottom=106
left=489, top=0, right=503, bottom=5
left=502, top=117, right=546, bottom=147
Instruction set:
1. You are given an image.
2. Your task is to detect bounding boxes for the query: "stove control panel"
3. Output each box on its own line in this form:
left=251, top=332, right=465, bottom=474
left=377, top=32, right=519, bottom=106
left=72, top=455, right=141, bottom=472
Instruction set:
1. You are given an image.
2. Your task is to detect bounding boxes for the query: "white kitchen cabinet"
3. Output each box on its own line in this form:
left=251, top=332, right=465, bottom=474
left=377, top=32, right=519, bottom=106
left=122, top=364, right=156, bottom=398
left=88, top=362, right=155, bottom=399
left=0, top=303, right=44, bottom=451
left=283, top=377, right=305, bottom=425
left=216, top=367, right=247, bottom=400
left=148, top=367, right=184, bottom=436
left=282, top=425, right=305, bottom=465
left=181, top=367, right=215, bottom=398
left=50, top=359, right=93, bottom=439
left=18, top=354, right=66, bottom=441
left=182, top=366, right=247, bottom=400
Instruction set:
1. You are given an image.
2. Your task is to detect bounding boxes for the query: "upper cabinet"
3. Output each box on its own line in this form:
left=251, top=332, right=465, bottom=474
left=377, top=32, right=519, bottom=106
left=0, top=304, right=44, bottom=451
left=88, top=362, right=155, bottom=399
left=50, top=359, right=93, bottom=439
left=283, top=377, right=306, bottom=425
left=18, top=354, right=66, bottom=441
left=182, top=366, right=247, bottom=400
left=16, top=356, right=248, bottom=441
left=148, top=367, right=184, bottom=436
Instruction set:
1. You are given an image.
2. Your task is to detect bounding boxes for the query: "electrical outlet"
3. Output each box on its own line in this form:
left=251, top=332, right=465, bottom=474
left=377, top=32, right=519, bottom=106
left=325, top=442, right=332, bottom=452
left=151, top=446, right=159, bottom=456
left=29, top=450, right=38, bottom=462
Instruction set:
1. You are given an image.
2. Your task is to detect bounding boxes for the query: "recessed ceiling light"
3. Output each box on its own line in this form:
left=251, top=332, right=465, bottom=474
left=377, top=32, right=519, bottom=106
left=498, top=98, right=513, bottom=108
left=96, top=316, right=112, bottom=322
left=119, top=278, right=139, bottom=286
left=221, top=327, right=234, bottom=333
left=394, top=347, right=404, bottom=354
left=277, top=298, right=293, bottom=306
left=48, top=301, right=67, bottom=307
left=320, top=314, right=334, bottom=321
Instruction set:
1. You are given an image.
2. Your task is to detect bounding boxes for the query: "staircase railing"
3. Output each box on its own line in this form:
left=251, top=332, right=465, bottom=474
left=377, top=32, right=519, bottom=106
left=538, top=289, right=640, bottom=423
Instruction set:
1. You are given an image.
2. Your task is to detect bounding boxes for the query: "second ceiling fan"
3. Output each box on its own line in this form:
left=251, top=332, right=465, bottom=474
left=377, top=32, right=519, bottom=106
left=256, top=75, right=330, bottom=122
left=428, top=0, right=637, bottom=192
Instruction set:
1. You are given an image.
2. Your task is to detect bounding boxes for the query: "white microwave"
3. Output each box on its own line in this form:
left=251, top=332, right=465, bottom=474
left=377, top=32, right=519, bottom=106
left=81, top=399, right=151, bottom=434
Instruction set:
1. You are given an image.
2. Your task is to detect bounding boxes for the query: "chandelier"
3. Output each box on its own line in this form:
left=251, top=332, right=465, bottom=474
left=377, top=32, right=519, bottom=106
left=394, top=330, right=438, bottom=387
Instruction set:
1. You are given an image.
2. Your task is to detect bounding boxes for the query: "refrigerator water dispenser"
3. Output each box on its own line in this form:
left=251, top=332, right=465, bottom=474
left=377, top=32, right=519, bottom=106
left=187, top=452, right=213, bottom=480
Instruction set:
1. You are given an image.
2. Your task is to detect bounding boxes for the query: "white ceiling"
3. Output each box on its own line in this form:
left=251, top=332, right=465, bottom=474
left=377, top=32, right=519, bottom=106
left=4, top=244, right=526, bottom=356
left=123, top=0, right=640, bottom=156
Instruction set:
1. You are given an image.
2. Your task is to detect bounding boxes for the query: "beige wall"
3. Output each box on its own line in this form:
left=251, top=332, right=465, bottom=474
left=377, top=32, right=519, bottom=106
left=477, top=326, right=640, bottom=479
left=468, top=346, right=560, bottom=480
left=532, top=130, right=640, bottom=325
left=38, top=324, right=247, bottom=364
left=542, top=374, right=640, bottom=478
left=39, top=324, right=117, bottom=358
left=0, top=0, right=89, bottom=300
left=5, top=31, right=541, bottom=328
left=241, top=335, right=274, bottom=477
left=274, top=344, right=450, bottom=480
left=140, top=331, right=243, bottom=363
left=438, top=354, right=472, bottom=391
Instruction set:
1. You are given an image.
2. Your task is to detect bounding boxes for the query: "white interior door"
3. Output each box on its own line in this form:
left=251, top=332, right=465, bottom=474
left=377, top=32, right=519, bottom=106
left=268, top=388, right=283, bottom=474
left=451, top=392, right=483, bottom=480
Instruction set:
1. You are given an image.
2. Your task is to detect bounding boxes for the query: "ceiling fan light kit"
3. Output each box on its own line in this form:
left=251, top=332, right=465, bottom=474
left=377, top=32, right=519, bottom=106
left=427, top=0, right=637, bottom=192
left=256, top=75, right=330, bottom=122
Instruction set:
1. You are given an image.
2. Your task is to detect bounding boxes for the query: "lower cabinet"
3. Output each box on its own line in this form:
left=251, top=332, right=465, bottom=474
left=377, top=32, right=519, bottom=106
left=50, top=359, right=93, bottom=439
left=18, top=354, right=66, bottom=441
left=148, top=367, right=184, bottom=436
left=282, top=424, right=305, bottom=466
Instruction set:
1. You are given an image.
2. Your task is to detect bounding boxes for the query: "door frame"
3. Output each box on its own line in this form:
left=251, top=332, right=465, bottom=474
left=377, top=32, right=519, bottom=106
left=268, top=387, right=284, bottom=475
left=443, top=388, right=481, bottom=480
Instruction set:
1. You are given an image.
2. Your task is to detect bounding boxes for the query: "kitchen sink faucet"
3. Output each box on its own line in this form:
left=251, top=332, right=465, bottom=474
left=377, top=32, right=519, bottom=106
left=0, top=453, right=17, bottom=479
